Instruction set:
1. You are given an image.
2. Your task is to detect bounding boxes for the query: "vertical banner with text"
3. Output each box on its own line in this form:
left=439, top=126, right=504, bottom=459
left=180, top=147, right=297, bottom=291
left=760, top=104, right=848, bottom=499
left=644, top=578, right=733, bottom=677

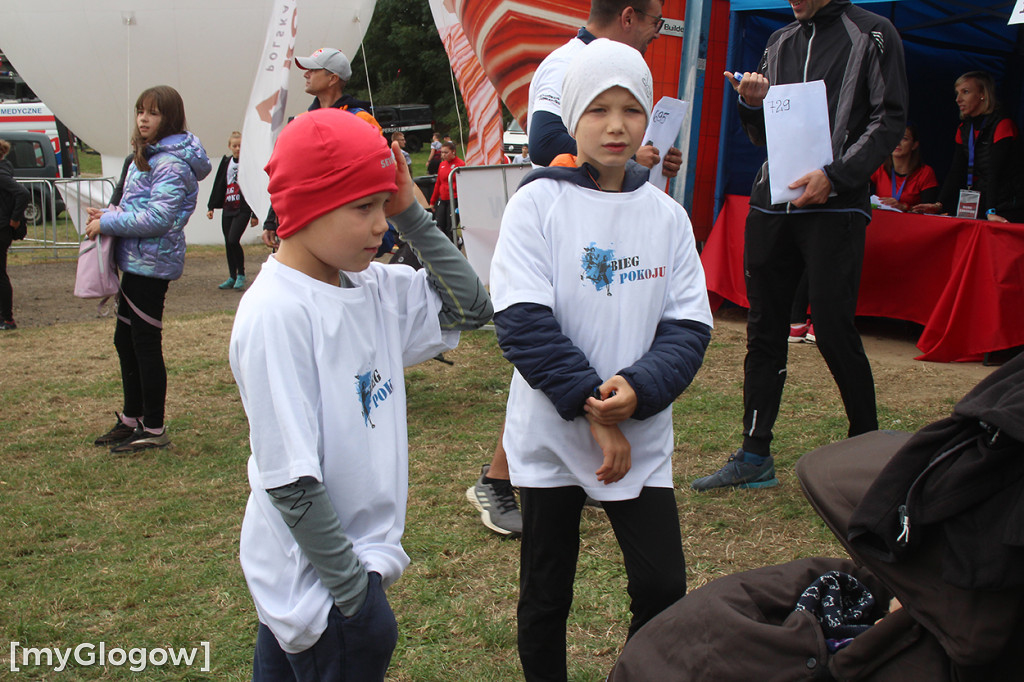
left=239, top=0, right=297, bottom=223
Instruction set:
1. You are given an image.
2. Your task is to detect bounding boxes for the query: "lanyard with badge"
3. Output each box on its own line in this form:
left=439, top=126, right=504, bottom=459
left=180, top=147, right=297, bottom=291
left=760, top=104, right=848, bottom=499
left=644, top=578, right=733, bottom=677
left=891, top=171, right=907, bottom=203
left=957, top=121, right=983, bottom=219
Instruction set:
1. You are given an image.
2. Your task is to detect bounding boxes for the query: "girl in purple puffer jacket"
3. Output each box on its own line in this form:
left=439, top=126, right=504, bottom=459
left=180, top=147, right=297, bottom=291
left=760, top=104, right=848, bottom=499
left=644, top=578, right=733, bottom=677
left=85, top=85, right=211, bottom=453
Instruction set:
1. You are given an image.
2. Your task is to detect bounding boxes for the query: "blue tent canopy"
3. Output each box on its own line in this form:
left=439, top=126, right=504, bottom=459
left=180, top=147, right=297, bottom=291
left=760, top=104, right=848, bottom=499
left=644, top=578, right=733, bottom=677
left=729, top=0, right=897, bottom=9
left=716, top=0, right=1024, bottom=203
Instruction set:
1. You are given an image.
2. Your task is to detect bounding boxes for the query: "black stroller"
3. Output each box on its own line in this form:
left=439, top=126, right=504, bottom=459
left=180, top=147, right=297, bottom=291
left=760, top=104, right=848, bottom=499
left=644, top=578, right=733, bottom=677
left=609, top=354, right=1024, bottom=681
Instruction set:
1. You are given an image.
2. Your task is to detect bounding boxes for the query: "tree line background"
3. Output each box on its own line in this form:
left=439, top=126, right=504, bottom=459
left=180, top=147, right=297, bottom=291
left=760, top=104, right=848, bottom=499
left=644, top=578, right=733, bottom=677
left=346, top=0, right=511, bottom=136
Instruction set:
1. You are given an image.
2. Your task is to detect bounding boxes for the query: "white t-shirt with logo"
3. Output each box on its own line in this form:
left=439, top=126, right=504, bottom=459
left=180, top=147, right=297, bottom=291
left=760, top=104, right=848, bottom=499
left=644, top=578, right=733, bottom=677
left=527, top=36, right=586, bottom=135
left=230, top=255, right=458, bottom=653
left=490, top=178, right=712, bottom=500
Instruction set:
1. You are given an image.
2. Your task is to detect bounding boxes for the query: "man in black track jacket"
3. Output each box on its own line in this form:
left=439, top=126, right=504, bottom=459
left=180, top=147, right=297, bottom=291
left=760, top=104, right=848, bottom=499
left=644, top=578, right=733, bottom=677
left=692, top=0, right=908, bottom=491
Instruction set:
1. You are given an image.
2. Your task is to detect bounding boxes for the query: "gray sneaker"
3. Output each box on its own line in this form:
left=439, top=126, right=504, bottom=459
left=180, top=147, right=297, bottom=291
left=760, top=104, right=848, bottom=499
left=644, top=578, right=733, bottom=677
left=465, top=465, right=522, bottom=536
left=110, top=427, right=171, bottom=453
left=691, top=450, right=779, bottom=491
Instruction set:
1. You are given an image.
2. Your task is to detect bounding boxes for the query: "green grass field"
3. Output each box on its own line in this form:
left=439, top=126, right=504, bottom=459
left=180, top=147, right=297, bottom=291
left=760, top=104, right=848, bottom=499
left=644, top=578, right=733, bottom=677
left=0, top=294, right=972, bottom=680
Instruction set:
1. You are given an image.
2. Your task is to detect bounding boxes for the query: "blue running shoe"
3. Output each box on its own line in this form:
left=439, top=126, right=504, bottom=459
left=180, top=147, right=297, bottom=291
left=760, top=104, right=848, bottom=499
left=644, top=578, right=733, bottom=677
left=691, top=450, right=779, bottom=491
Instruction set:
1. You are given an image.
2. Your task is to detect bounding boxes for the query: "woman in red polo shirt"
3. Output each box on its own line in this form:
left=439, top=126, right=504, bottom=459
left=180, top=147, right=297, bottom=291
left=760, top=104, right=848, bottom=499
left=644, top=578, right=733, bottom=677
left=870, top=124, right=938, bottom=212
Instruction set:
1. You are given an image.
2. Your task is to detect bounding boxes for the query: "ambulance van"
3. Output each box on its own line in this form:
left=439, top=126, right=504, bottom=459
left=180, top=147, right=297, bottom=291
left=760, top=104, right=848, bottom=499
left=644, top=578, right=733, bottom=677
left=0, top=101, right=78, bottom=223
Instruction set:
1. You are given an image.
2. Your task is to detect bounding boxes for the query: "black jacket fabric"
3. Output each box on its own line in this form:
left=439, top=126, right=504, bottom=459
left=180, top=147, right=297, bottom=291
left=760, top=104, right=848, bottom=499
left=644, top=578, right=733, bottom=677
left=308, top=94, right=373, bottom=115
left=800, top=430, right=1024, bottom=676
left=740, top=0, right=908, bottom=216
left=611, top=365, right=1024, bottom=682
left=493, top=160, right=711, bottom=421
left=936, top=111, right=1024, bottom=219
left=0, top=158, right=29, bottom=228
left=848, top=352, right=1024, bottom=591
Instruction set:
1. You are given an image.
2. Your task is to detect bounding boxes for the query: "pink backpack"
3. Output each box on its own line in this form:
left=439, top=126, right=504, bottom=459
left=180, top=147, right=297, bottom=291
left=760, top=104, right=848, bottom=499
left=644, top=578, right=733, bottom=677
left=74, top=234, right=119, bottom=314
left=73, top=234, right=163, bottom=328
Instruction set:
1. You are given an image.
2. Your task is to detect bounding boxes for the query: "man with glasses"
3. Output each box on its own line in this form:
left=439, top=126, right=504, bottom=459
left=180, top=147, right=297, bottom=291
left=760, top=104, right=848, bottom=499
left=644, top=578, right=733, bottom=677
left=633, top=6, right=665, bottom=31
left=527, top=1, right=676, bottom=169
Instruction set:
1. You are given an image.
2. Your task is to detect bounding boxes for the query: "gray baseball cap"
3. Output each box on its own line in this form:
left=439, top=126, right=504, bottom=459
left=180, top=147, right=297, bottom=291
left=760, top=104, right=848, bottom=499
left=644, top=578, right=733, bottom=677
left=295, top=48, right=352, bottom=81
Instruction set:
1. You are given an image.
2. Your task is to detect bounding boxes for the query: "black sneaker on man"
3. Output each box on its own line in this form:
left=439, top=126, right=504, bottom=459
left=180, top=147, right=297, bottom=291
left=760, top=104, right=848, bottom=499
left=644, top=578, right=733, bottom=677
left=465, top=464, right=522, bottom=536
left=691, top=449, right=779, bottom=491
left=94, top=413, right=137, bottom=446
left=110, top=426, right=171, bottom=453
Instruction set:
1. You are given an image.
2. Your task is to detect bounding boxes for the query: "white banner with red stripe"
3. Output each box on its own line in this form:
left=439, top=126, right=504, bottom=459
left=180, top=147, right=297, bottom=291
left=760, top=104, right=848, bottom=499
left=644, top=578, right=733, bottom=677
left=428, top=0, right=504, bottom=166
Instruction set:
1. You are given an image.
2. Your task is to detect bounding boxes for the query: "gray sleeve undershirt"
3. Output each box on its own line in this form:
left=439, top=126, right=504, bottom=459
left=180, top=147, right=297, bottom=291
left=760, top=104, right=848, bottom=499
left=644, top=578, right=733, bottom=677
left=389, top=202, right=493, bottom=330
left=267, top=476, right=369, bottom=617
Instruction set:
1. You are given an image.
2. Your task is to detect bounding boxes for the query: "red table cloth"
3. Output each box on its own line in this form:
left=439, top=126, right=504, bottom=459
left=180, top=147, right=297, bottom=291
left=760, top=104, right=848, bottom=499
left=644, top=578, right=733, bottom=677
left=700, top=195, right=1024, bottom=362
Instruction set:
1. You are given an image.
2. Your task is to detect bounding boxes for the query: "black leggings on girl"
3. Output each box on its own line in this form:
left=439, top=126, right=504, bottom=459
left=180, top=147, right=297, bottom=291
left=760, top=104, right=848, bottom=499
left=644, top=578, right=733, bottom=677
left=222, top=211, right=248, bottom=279
left=114, top=272, right=169, bottom=430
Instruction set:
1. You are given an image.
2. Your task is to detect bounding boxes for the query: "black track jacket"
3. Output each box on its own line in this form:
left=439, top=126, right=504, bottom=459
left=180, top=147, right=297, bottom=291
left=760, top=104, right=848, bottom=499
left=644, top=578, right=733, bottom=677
left=739, top=0, right=908, bottom=217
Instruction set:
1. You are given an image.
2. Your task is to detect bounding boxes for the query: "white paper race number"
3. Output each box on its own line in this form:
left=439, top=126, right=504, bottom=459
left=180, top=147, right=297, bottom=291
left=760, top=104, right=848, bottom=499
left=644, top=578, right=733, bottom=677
left=763, top=80, right=833, bottom=205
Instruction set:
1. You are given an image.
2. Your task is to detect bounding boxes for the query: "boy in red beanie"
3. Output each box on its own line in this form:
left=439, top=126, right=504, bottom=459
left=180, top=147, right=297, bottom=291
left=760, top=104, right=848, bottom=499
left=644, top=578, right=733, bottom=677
left=229, top=108, right=492, bottom=682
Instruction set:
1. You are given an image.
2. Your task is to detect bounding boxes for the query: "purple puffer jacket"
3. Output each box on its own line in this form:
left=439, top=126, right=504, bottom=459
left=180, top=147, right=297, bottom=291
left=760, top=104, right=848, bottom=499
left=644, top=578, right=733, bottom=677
left=100, top=132, right=211, bottom=280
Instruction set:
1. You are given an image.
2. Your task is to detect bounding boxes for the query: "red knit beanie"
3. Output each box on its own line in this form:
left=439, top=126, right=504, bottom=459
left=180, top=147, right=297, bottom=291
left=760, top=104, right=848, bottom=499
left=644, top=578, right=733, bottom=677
left=265, top=108, right=398, bottom=239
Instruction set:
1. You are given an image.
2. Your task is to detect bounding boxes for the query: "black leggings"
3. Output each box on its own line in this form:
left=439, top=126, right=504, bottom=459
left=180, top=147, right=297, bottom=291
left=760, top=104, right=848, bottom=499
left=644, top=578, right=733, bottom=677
left=114, top=272, right=169, bottom=429
left=517, top=485, right=685, bottom=682
left=433, top=199, right=454, bottom=243
left=0, top=226, right=11, bottom=320
left=222, top=211, right=248, bottom=279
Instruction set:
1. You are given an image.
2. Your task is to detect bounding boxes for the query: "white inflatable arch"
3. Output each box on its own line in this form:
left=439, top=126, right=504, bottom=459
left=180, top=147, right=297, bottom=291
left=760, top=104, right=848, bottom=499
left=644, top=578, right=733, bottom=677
left=0, top=0, right=377, bottom=243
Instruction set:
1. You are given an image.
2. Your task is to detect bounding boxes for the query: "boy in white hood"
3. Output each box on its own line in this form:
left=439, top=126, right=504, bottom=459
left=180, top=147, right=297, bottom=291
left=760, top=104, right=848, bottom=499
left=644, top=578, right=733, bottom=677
left=489, top=39, right=713, bottom=681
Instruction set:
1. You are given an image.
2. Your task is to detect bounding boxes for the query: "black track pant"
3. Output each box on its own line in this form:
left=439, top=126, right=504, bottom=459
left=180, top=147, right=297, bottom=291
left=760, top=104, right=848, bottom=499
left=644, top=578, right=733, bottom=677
left=741, top=209, right=878, bottom=456
left=0, top=227, right=11, bottom=320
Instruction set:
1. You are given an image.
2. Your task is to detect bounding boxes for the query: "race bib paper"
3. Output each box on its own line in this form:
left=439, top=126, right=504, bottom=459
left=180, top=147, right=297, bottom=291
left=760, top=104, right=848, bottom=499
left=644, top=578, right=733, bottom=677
left=643, top=96, right=688, bottom=189
left=1010, top=0, right=1024, bottom=25
left=763, top=80, right=833, bottom=205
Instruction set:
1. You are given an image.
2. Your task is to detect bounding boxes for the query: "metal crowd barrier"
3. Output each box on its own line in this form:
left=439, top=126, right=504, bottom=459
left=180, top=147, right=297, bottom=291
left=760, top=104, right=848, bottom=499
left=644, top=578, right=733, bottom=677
left=11, top=176, right=117, bottom=258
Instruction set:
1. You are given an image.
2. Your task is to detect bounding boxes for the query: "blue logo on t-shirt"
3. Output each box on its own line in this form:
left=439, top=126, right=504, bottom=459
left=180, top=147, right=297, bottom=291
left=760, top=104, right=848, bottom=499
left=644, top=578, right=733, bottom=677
left=580, top=243, right=667, bottom=296
left=356, top=368, right=394, bottom=428
left=580, top=243, right=615, bottom=295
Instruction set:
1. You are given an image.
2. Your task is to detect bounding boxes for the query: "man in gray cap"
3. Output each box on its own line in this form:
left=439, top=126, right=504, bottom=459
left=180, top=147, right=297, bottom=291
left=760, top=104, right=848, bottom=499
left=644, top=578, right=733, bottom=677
left=295, top=47, right=381, bottom=131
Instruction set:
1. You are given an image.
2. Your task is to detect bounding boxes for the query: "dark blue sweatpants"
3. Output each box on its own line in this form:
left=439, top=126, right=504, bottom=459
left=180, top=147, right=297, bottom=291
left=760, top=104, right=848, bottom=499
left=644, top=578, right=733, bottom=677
left=251, top=572, right=398, bottom=682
